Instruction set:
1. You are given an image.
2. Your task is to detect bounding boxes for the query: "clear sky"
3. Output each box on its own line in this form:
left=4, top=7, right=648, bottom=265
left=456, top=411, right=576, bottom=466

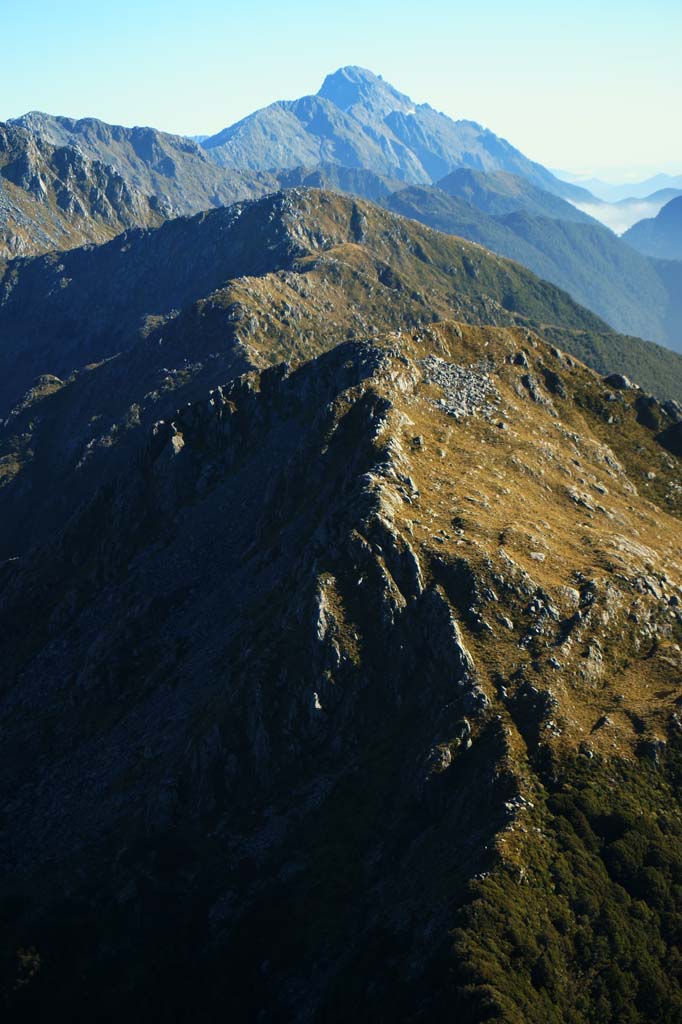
left=1, top=0, right=680, bottom=180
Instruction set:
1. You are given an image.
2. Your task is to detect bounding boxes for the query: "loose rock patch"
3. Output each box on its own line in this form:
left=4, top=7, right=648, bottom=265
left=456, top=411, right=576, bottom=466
left=419, top=355, right=499, bottom=420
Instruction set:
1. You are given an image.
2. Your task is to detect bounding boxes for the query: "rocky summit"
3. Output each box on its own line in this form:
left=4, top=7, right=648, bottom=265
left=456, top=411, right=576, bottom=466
left=200, top=66, right=585, bottom=200
left=1, top=184, right=682, bottom=1022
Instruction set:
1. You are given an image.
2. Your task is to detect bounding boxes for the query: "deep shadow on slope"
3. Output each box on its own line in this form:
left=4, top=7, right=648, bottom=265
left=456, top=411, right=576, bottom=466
left=2, top=323, right=682, bottom=1020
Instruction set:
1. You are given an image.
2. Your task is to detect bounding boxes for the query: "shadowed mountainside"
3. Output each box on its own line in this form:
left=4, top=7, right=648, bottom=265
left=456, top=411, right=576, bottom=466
left=2, top=312, right=682, bottom=1021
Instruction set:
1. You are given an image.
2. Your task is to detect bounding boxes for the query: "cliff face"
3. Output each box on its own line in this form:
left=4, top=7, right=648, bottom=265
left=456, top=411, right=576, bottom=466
left=2, top=310, right=682, bottom=1020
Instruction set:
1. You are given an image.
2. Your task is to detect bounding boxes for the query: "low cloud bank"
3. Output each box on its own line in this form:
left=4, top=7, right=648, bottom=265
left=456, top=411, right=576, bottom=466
left=572, top=197, right=675, bottom=235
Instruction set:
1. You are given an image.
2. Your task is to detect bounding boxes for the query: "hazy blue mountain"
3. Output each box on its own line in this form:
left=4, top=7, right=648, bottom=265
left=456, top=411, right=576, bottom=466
left=382, top=185, right=681, bottom=351
left=7, top=69, right=603, bottom=259
left=623, top=195, right=682, bottom=260
left=200, top=66, right=592, bottom=200
left=436, top=168, right=596, bottom=223
left=615, top=187, right=682, bottom=209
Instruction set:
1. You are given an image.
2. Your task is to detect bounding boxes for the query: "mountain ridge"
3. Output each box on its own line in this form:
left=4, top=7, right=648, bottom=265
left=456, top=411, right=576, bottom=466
left=3, top=312, right=682, bottom=1020
left=436, top=168, right=597, bottom=224
left=624, top=195, right=682, bottom=260
left=3, top=186, right=675, bottom=419
left=2, top=188, right=682, bottom=581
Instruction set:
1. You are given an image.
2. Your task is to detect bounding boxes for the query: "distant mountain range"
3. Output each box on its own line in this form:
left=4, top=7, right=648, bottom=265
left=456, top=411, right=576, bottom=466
left=381, top=177, right=681, bottom=351
left=557, top=170, right=682, bottom=202
left=1, top=66, right=680, bottom=360
left=569, top=188, right=682, bottom=235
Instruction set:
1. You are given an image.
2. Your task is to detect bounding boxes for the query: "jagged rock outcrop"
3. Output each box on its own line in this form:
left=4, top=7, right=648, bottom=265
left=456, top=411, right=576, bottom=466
left=0, top=122, right=170, bottom=258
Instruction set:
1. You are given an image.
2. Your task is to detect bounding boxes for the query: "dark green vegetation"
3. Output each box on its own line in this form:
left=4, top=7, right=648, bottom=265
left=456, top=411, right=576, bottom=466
left=624, top=196, right=682, bottom=260
left=454, top=744, right=682, bottom=1023
left=382, top=183, right=682, bottom=351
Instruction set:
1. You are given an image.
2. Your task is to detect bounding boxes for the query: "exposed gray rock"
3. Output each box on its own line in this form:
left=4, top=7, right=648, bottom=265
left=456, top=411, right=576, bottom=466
left=603, top=372, right=638, bottom=391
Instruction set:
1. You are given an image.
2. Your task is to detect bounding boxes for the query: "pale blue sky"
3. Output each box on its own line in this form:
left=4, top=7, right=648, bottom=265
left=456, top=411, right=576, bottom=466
left=1, top=0, right=680, bottom=178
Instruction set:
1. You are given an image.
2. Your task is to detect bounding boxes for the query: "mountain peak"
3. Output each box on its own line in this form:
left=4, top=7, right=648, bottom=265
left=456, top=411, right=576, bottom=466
left=318, top=65, right=415, bottom=116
